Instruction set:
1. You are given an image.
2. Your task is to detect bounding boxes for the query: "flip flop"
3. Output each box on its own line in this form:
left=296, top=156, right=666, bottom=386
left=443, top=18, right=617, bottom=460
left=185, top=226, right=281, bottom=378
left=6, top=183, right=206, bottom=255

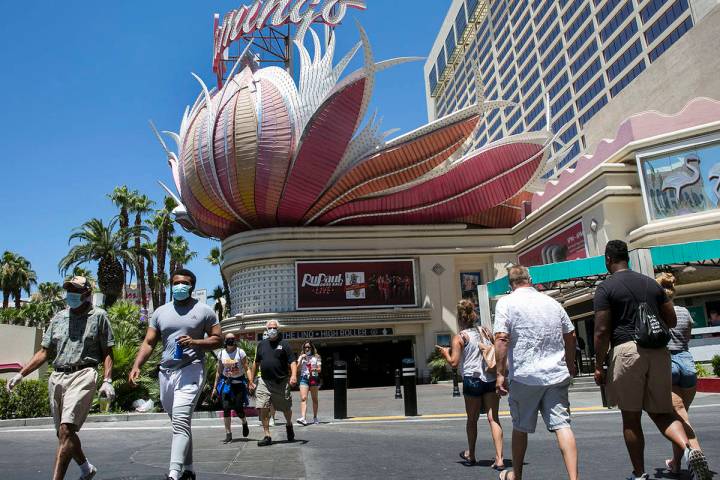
left=491, top=462, right=506, bottom=471
left=499, top=470, right=514, bottom=480
left=665, top=458, right=679, bottom=475
left=458, top=451, right=477, bottom=466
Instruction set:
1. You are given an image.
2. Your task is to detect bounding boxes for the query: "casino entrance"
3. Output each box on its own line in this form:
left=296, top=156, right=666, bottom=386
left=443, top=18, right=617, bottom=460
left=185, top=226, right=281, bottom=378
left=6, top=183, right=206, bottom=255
left=297, top=337, right=414, bottom=389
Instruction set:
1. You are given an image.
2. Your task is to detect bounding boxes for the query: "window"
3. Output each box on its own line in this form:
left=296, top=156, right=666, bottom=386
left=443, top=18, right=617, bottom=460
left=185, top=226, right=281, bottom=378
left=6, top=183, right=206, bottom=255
left=596, top=0, right=622, bottom=24
left=536, top=10, right=558, bottom=43
left=579, top=94, right=608, bottom=126
left=492, top=0, right=508, bottom=22
left=525, top=100, right=545, bottom=125
left=552, top=105, right=575, bottom=131
left=558, top=141, right=581, bottom=169
left=445, top=27, right=457, bottom=60
left=610, top=59, right=646, bottom=96
left=534, top=0, right=554, bottom=27
left=573, top=57, right=601, bottom=92
left=600, top=0, right=633, bottom=42
left=499, top=54, right=515, bottom=78
left=576, top=76, right=605, bottom=110
left=606, top=39, right=642, bottom=81
left=559, top=123, right=578, bottom=144
left=455, top=4, right=468, bottom=39
left=437, top=47, right=447, bottom=76
left=522, top=68, right=540, bottom=96
left=429, top=66, right=438, bottom=92
left=548, top=71, right=569, bottom=99
left=564, top=5, right=591, bottom=42
left=515, top=21, right=534, bottom=53
left=497, top=36, right=513, bottom=61
left=487, top=118, right=502, bottom=139
left=496, top=26, right=512, bottom=51
left=543, top=56, right=567, bottom=88
left=648, top=16, right=693, bottom=61
left=551, top=88, right=572, bottom=116
left=541, top=40, right=564, bottom=70
left=507, top=108, right=522, bottom=128
left=517, top=40, right=537, bottom=68
left=645, top=0, right=690, bottom=45
left=530, top=114, right=547, bottom=131
left=640, top=0, right=670, bottom=22
left=603, top=20, right=638, bottom=61
left=568, top=23, right=594, bottom=57
left=515, top=11, right=532, bottom=38
left=524, top=83, right=543, bottom=110
left=561, top=0, right=584, bottom=25
left=570, top=39, right=598, bottom=75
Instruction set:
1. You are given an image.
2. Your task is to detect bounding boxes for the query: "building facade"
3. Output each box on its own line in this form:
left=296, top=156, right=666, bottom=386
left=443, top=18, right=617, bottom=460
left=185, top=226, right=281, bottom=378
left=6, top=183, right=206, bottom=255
left=424, top=0, right=720, bottom=174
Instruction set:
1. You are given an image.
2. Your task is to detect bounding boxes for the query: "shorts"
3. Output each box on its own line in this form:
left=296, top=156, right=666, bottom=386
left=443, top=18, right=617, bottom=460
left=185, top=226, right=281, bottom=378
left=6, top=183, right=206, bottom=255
left=462, top=376, right=495, bottom=397
left=48, top=367, right=98, bottom=431
left=670, top=350, right=697, bottom=389
left=607, top=341, right=673, bottom=413
left=508, top=378, right=571, bottom=433
left=221, top=380, right=249, bottom=417
left=255, top=377, right=292, bottom=411
left=299, top=375, right=320, bottom=387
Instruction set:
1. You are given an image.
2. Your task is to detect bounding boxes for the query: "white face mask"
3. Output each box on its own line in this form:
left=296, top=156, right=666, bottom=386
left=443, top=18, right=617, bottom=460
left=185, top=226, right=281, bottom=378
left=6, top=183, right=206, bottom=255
left=267, top=328, right=278, bottom=339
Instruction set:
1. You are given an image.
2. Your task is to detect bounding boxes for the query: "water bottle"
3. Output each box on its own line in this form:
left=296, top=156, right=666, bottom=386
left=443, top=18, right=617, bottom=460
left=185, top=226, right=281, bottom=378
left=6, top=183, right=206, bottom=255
left=174, top=339, right=184, bottom=360
left=98, top=393, right=110, bottom=413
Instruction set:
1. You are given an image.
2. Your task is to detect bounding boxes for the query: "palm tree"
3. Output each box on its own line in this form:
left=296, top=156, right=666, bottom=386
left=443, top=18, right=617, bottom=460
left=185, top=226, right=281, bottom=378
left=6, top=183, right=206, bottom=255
left=149, top=197, right=177, bottom=305
left=208, top=285, right=225, bottom=320
left=168, top=236, right=197, bottom=274
left=108, top=186, right=134, bottom=284
left=67, top=266, right=96, bottom=286
left=0, top=252, right=37, bottom=309
left=37, top=282, right=63, bottom=302
left=206, top=246, right=232, bottom=315
left=130, top=194, right=154, bottom=309
left=58, top=217, right=149, bottom=307
left=143, top=241, right=157, bottom=309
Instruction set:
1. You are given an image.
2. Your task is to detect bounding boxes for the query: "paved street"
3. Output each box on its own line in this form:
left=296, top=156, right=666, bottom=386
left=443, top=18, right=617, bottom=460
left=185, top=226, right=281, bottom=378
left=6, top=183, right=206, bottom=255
left=0, top=384, right=718, bottom=479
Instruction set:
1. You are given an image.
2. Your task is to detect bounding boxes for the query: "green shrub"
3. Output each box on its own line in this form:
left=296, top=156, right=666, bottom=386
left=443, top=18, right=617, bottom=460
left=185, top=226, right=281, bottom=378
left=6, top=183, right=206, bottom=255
left=0, top=378, right=51, bottom=419
left=712, top=355, right=720, bottom=378
left=696, top=363, right=710, bottom=378
left=427, top=349, right=452, bottom=383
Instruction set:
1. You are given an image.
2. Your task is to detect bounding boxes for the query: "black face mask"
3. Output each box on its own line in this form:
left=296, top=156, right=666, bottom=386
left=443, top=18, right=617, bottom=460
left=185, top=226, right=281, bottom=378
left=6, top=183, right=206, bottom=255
left=225, top=339, right=236, bottom=347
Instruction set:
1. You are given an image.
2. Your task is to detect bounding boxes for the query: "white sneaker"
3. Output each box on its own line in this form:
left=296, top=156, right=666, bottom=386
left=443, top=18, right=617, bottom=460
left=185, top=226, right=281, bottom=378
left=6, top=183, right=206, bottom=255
left=686, top=448, right=711, bottom=480
left=626, top=473, right=648, bottom=480
left=296, top=417, right=308, bottom=426
left=79, top=465, right=97, bottom=480
left=313, top=417, right=319, bottom=425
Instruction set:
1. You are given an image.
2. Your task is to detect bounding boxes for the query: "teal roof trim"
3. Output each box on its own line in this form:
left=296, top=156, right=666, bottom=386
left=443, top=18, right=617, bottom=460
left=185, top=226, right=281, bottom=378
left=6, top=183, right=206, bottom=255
left=650, top=239, right=720, bottom=266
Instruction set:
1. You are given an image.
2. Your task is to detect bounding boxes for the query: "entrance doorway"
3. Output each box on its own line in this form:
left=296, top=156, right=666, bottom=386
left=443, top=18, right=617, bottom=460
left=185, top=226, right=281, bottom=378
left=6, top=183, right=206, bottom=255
left=316, top=338, right=413, bottom=388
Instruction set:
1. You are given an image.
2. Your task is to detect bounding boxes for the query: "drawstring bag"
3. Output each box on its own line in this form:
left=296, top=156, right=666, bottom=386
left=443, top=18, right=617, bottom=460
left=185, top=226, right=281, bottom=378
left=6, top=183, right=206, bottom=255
left=617, top=279, right=670, bottom=349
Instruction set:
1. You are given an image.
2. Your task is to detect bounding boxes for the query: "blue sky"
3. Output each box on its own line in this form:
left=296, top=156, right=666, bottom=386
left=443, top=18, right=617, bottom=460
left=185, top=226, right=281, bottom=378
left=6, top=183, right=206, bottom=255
left=0, top=1, right=449, bottom=295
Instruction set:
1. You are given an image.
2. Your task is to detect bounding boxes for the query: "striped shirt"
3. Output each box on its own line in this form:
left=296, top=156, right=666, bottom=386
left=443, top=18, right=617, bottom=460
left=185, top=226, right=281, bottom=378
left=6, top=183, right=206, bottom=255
left=668, top=306, right=693, bottom=352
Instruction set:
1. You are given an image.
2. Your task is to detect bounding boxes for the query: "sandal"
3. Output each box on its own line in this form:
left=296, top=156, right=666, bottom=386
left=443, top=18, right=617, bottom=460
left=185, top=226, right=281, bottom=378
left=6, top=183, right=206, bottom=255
left=499, top=470, right=514, bottom=480
left=491, top=461, right=506, bottom=471
left=665, top=458, right=679, bottom=475
left=458, top=451, right=476, bottom=466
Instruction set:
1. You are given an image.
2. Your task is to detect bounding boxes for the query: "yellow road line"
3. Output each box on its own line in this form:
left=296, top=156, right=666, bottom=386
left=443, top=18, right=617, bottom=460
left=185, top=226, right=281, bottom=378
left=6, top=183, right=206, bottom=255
left=347, top=406, right=607, bottom=422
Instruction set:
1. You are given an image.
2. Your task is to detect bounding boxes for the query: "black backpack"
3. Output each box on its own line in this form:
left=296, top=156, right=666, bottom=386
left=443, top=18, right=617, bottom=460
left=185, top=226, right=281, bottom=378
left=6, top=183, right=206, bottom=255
left=617, top=278, right=670, bottom=349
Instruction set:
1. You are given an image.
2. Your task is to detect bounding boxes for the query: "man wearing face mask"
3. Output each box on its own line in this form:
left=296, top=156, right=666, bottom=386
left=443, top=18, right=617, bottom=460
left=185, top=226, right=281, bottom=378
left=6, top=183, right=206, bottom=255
left=247, top=320, right=298, bottom=446
left=7, top=276, right=114, bottom=480
left=130, top=268, right=222, bottom=480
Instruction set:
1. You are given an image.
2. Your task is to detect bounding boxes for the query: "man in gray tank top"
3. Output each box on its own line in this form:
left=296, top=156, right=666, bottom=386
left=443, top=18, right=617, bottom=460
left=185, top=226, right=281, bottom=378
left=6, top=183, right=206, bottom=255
left=130, top=268, right=222, bottom=480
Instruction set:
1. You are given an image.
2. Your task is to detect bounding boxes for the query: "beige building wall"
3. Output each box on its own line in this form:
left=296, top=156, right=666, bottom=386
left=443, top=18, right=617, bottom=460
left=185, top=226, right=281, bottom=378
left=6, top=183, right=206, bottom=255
left=583, top=4, right=720, bottom=155
left=0, top=324, right=45, bottom=380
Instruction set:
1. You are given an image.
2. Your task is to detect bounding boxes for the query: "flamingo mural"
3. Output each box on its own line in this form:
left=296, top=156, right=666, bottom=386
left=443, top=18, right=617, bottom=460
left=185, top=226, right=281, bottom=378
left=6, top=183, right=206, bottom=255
left=661, top=155, right=701, bottom=202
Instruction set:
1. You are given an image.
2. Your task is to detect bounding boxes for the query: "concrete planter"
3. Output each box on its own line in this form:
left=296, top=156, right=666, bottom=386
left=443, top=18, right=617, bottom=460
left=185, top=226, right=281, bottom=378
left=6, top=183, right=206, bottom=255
left=697, top=377, right=720, bottom=393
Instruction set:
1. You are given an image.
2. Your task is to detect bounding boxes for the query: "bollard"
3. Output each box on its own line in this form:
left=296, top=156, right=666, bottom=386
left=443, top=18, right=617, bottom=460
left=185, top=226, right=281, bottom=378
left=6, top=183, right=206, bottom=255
left=401, top=358, right=418, bottom=416
left=333, top=360, right=348, bottom=419
left=452, top=368, right=461, bottom=397
left=394, top=368, right=402, bottom=399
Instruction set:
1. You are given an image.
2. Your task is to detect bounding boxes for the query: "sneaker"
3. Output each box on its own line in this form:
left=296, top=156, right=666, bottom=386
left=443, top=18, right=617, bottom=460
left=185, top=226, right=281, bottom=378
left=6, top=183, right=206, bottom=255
left=626, top=474, right=649, bottom=480
left=313, top=417, right=319, bottom=425
left=686, top=448, right=711, bottom=480
left=257, top=436, right=272, bottom=446
left=223, top=432, right=232, bottom=444
left=242, top=422, right=249, bottom=438
left=180, top=471, right=196, bottom=480
left=297, top=417, right=308, bottom=426
left=79, top=465, right=97, bottom=480
left=269, top=417, right=275, bottom=426
left=286, top=424, right=295, bottom=442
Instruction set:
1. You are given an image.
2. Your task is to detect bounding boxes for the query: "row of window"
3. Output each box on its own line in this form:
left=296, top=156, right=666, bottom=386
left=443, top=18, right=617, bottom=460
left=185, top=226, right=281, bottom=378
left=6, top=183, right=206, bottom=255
left=548, top=71, right=569, bottom=99
left=600, top=0, right=633, bottom=42
left=574, top=57, right=602, bottom=92
left=544, top=56, right=567, bottom=90
left=562, top=0, right=585, bottom=25
left=568, top=23, right=594, bottom=57
left=603, top=19, right=638, bottom=62
left=570, top=39, right=597, bottom=75
left=610, top=59, right=646, bottom=97
left=552, top=88, right=573, bottom=116
left=640, top=0, right=671, bottom=23
left=578, top=94, right=608, bottom=126
left=645, top=0, right=690, bottom=45
left=648, top=16, right=693, bottom=61
left=553, top=105, right=575, bottom=131
left=596, top=0, right=622, bottom=24
left=606, top=39, right=642, bottom=81
left=576, top=75, right=605, bottom=111
left=524, top=83, right=543, bottom=111
left=565, top=5, right=592, bottom=42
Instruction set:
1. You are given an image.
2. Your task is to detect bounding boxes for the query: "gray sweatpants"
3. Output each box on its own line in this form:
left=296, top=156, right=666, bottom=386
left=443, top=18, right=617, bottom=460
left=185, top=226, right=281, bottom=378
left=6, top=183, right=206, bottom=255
left=159, top=363, right=204, bottom=472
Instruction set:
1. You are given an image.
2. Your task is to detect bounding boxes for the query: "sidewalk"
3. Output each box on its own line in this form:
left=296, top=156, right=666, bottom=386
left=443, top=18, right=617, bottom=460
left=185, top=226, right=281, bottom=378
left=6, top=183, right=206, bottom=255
left=0, top=381, right=608, bottom=428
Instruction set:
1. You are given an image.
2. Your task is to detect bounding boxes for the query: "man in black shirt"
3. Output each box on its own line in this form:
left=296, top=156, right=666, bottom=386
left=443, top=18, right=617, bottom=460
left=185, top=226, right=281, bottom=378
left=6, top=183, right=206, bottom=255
left=594, top=240, right=709, bottom=480
left=248, top=320, right=298, bottom=446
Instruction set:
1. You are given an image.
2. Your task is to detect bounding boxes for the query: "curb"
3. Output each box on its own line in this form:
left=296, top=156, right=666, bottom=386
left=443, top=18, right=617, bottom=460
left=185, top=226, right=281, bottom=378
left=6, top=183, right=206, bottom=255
left=0, top=407, right=260, bottom=429
left=697, top=377, right=720, bottom=393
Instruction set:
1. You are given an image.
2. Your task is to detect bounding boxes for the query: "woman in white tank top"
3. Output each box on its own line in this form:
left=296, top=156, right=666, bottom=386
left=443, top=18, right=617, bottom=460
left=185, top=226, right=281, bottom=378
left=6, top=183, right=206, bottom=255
left=437, top=299, right=505, bottom=469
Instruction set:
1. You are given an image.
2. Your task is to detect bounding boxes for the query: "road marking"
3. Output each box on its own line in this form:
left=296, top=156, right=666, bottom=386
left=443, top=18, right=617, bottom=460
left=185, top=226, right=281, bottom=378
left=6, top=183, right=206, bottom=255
left=2, top=403, right=719, bottom=433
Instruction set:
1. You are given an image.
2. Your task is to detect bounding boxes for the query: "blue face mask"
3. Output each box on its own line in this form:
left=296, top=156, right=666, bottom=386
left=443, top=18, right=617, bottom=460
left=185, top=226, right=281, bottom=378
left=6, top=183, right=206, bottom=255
left=66, top=292, right=84, bottom=309
left=172, top=284, right=192, bottom=301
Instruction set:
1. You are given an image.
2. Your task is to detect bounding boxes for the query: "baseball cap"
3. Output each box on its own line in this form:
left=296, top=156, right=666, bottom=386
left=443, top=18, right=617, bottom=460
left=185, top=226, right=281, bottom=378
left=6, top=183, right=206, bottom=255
left=63, top=276, right=92, bottom=292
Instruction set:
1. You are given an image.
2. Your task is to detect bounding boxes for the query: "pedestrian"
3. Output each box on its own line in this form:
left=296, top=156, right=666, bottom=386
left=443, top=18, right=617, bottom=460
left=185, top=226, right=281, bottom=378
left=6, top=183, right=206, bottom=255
left=593, top=240, right=710, bottom=480
left=129, top=268, right=222, bottom=480
left=436, top=299, right=504, bottom=469
left=656, top=272, right=706, bottom=475
left=247, top=320, right=298, bottom=446
left=494, top=265, right=579, bottom=480
left=6, top=276, right=115, bottom=480
left=211, top=332, right=250, bottom=443
left=296, top=340, right=322, bottom=426
left=255, top=329, right=277, bottom=426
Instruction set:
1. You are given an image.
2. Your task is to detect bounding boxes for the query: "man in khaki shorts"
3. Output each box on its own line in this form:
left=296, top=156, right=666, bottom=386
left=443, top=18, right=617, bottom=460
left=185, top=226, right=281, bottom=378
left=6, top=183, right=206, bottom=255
left=6, top=276, right=115, bottom=480
left=248, top=320, right=298, bottom=446
left=594, top=240, right=710, bottom=480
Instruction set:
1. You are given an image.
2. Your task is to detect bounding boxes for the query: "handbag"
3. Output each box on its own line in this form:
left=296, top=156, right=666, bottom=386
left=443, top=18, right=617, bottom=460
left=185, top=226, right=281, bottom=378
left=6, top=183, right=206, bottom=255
left=477, top=326, right=497, bottom=374
left=617, top=278, right=670, bottom=349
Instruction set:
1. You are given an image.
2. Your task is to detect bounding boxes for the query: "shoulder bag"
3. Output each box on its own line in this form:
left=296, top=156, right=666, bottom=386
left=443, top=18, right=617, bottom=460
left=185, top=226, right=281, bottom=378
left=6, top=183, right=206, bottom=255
left=477, top=326, right=497, bottom=374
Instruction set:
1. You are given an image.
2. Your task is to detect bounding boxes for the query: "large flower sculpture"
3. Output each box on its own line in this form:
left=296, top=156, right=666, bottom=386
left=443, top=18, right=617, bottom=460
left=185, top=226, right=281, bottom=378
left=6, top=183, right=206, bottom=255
left=153, top=26, right=556, bottom=239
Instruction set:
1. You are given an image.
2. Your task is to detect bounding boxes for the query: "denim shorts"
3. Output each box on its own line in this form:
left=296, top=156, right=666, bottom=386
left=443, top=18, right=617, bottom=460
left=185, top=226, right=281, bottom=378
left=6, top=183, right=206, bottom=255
left=670, top=350, right=697, bottom=389
left=462, top=376, right=495, bottom=397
